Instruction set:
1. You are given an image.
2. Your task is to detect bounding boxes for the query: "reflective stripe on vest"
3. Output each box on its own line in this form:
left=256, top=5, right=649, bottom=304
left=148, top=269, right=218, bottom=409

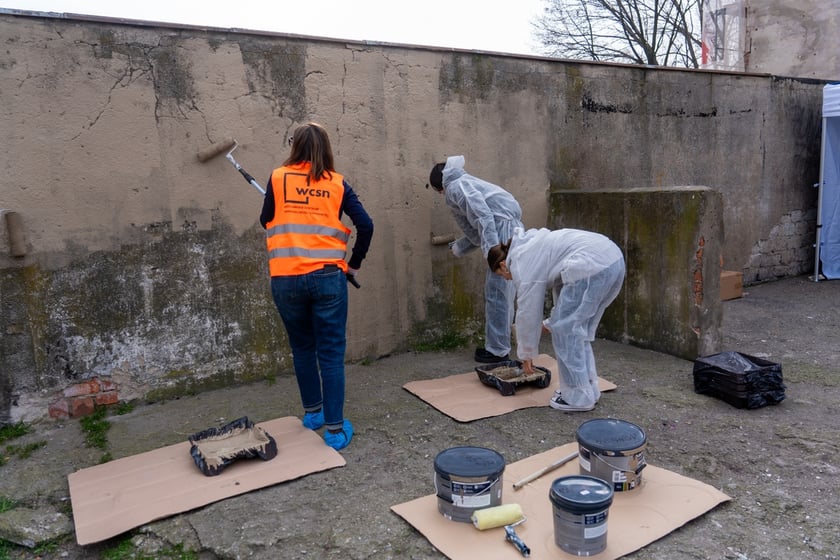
left=265, top=164, right=351, bottom=276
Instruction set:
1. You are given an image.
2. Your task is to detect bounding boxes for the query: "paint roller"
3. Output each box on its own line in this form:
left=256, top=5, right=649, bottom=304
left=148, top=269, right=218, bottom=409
left=471, top=503, right=523, bottom=529
left=196, top=138, right=266, bottom=195
left=196, top=138, right=236, bottom=163
left=471, top=504, right=530, bottom=557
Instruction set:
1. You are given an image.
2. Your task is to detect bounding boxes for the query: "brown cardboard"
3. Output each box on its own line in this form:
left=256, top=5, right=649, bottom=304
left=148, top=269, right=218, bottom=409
left=67, top=416, right=345, bottom=545
left=391, top=443, right=731, bottom=560
left=721, top=270, right=743, bottom=300
left=403, top=354, right=617, bottom=422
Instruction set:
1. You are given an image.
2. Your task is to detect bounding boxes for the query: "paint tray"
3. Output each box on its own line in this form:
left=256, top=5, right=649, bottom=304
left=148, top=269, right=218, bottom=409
left=188, top=416, right=278, bottom=476
left=692, top=351, right=785, bottom=409
left=475, top=360, right=551, bottom=396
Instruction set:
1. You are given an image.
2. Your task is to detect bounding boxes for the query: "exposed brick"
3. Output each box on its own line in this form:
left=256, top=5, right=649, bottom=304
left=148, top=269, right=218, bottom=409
left=94, top=391, right=119, bottom=406
left=69, top=396, right=95, bottom=418
left=48, top=399, right=70, bottom=419
left=98, top=378, right=117, bottom=392
left=63, top=380, right=101, bottom=398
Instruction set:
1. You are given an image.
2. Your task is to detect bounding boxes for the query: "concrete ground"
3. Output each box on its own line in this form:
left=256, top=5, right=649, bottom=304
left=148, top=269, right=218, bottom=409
left=0, top=274, right=838, bottom=559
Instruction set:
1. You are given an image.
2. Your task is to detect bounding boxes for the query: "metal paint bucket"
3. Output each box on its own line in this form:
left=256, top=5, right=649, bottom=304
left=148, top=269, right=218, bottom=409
left=576, top=418, right=647, bottom=492
left=433, top=446, right=505, bottom=522
left=550, top=475, right=614, bottom=556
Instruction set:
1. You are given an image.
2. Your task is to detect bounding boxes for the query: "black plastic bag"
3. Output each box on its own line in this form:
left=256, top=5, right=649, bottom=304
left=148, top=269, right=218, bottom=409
left=693, top=351, right=785, bottom=409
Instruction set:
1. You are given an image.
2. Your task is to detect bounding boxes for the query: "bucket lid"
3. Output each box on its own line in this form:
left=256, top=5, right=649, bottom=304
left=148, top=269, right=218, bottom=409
left=549, top=475, right=614, bottom=513
left=434, top=446, right=505, bottom=479
left=575, top=418, right=647, bottom=455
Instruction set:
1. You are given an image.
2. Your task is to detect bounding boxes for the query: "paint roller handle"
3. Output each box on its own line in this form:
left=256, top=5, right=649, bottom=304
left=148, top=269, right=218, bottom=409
left=235, top=167, right=266, bottom=195
left=504, top=525, right=531, bottom=557
left=226, top=152, right=266, bottom=195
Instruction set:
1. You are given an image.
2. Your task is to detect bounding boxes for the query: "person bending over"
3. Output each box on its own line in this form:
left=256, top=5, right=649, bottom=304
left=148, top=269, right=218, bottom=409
left=428, top=155, right=523, bottom=364
left=487, top=227, right=624, bottom=412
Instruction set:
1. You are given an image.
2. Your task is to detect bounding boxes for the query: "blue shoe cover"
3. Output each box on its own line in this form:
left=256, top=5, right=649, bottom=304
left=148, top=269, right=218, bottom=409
left=302, top=410, right=324, bottom=430
left=324, top=420, right=353, bottom=450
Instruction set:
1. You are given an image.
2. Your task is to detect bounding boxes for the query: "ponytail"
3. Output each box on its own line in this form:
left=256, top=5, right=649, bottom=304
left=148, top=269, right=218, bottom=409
left=487, top=241, right=511, bottom=272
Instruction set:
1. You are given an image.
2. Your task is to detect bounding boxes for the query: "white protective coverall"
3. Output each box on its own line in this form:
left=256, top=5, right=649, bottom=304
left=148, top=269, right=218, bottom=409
left=442, top=155, right=524, bottom=358
left=507, top=227, right=625, bottom=408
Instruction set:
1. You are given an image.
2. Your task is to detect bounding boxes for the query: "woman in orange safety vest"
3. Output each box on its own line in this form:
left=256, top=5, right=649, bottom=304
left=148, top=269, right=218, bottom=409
left=260, top=122, right=373, bottom=451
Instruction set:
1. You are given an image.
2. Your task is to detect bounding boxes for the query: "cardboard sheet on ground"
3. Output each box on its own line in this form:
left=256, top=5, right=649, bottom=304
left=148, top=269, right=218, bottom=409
left=403, top=354, right=617, bottom=422
left=391, top=443, right=731, bottom=560
left=68, top=416, right=345, bottom=545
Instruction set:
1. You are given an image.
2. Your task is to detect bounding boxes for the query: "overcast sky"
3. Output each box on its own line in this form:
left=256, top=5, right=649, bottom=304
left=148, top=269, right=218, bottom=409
left=1, top=0, right=547, bottom=56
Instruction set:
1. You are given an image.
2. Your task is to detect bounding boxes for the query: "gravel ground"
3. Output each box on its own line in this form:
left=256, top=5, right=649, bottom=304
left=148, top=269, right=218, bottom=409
left=1, top=274, right=838, bottom=560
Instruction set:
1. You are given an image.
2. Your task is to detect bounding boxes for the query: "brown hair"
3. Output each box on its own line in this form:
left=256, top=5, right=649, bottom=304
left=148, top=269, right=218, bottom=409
left=283, top=122, right=335, bottom=182
left=487, top=241, right=511, bottom=272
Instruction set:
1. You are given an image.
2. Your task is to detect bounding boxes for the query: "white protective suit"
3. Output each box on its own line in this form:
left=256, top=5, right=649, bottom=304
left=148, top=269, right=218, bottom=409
left=507, top=227, right=625, bottom=408
left=442, top=155, right=524, bottom=358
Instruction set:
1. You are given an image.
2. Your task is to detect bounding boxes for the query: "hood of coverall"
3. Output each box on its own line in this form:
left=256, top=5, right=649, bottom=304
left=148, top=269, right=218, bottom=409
left=441, top=155, right=466, bottom=186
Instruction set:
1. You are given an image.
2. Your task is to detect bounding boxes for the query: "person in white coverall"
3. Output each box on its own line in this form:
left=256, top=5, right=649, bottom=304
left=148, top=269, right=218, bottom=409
left=487, top=227, right=625, bottom=411
left=428, top=155, right=524, bottom=364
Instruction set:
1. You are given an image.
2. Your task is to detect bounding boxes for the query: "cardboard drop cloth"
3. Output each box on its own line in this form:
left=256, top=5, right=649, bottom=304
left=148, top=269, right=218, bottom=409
left=391, top=443, right=731, bottom=560
left=403, top=354, right=617, bottom=422
left=68, top=416, right=345, bottom=545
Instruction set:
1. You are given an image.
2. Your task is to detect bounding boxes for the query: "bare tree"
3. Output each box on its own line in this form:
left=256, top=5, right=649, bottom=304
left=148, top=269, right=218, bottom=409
left=533, top=0, right=705, bottom=68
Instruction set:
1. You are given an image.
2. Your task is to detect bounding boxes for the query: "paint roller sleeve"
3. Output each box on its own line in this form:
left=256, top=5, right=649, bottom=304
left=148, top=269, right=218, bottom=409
left=471, top=503, right=524, bottom=530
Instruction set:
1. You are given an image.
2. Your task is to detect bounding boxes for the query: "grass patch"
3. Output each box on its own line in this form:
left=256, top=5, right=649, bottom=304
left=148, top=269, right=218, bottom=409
left=411, top=332, right=471, bottom=353
left=0, top=498, right=14, bottom=560
left=0, top=422, right=30, bottom=445
left=102, top=539, right=198, bottom=560
left=0, top=497, right=15, bottom=513
left=80, top=405, right=111, bottom=450
left=0, top=422, right=45, bottom=467
left=5, top=440, right=47, bottom=460
left=114, top=401, right=135, bottom=415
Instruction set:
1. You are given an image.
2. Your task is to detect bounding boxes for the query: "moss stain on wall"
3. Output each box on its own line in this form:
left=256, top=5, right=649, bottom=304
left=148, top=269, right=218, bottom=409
left=238, top=39, right=307, bottom=122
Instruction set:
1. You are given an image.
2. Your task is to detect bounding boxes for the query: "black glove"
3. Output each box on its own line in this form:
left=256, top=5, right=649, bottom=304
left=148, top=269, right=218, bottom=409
left=346, top=269, right=361, bottom=289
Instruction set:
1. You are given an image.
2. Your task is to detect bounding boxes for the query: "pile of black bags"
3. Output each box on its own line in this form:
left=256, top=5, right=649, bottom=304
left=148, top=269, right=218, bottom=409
left=693, top=351, right=786, bottom=409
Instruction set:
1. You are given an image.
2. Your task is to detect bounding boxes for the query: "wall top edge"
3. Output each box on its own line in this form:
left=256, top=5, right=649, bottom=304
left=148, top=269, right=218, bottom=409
left=0, top=8, right=831, bottom=84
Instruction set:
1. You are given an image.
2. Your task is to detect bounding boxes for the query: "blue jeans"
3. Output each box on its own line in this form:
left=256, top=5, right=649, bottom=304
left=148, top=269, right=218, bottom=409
left=271, top=265, right=348, bottom=431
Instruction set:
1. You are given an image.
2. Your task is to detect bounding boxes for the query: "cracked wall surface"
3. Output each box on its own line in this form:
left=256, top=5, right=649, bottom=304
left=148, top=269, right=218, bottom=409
left=0, top=12, right=826, bottom=422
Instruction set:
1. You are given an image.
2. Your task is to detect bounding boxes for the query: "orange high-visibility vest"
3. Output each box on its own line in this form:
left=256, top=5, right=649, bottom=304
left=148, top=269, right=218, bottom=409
left=265, top=163, right=351, bottom=276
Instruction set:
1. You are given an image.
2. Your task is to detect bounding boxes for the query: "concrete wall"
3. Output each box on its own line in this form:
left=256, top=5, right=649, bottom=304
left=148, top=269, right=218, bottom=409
left=0, top=12, right=825, bottom=421
left=551, top=188, right=723, bottom=361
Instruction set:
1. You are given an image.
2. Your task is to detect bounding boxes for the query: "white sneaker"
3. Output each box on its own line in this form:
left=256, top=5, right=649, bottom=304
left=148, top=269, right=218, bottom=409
left=549, top=393, right=595, bottom=412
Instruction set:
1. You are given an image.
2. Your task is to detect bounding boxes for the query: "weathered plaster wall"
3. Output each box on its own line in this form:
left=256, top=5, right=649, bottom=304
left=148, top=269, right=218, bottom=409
left=0, top=12, right=825, bottom=421
left=551, top=188, right=723, bottom=361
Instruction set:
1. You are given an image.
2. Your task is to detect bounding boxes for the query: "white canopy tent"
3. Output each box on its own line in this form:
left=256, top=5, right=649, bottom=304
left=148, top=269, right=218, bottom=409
left=815, top=83, right=840, bottom=281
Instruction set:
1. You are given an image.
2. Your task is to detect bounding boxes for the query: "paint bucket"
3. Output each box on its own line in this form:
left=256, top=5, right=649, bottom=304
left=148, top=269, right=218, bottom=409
left=575, top=418, right=647, bottom=492
left=550, top=475, right=614, bottom=556
left=433, top=446, right=505, bottom=522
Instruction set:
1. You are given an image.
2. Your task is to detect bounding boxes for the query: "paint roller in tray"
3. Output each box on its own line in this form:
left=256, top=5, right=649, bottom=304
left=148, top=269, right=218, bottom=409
left=471, top=504, right=530, bottom=557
